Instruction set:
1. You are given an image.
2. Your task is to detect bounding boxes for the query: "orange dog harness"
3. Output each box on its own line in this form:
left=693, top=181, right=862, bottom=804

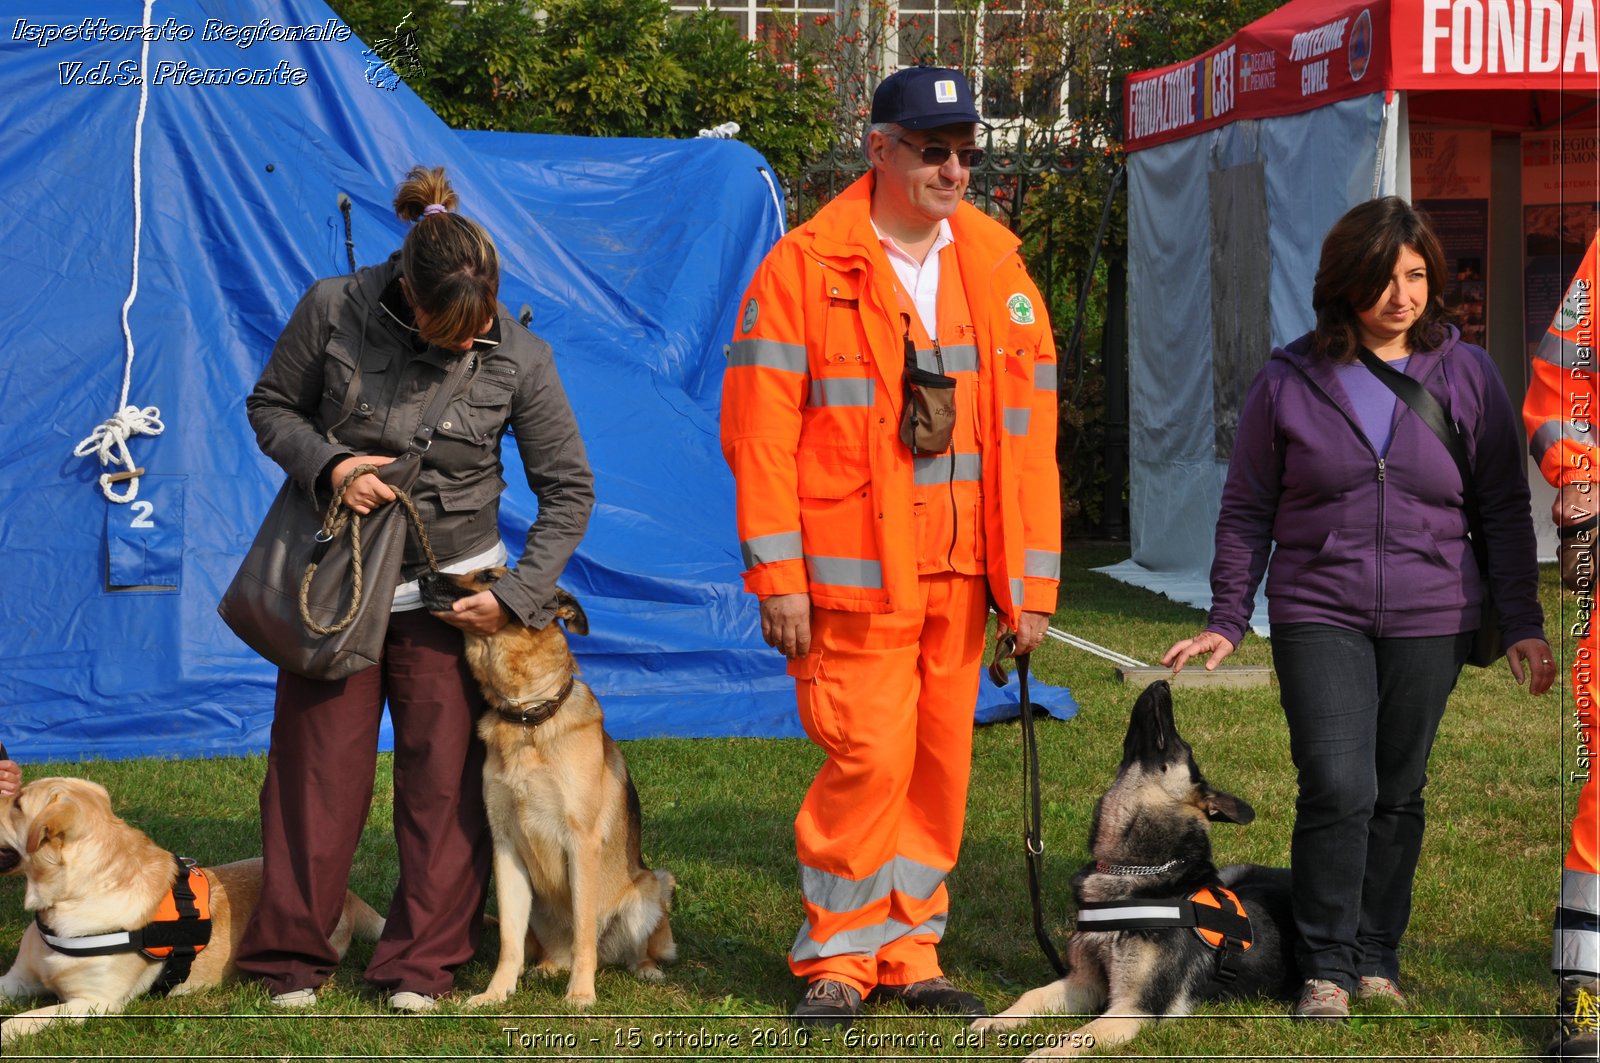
left=1075, top=884, right=1254, bottom=980
left=37, top=854, right=213, bottom=995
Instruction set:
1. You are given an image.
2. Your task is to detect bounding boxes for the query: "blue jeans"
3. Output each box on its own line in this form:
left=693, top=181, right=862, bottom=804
left=1270, top=623, right=1471, bottom=992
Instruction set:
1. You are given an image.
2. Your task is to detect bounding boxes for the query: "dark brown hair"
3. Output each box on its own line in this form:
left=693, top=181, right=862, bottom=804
left=1310, top=196, right=1454, bottom=361
left=393, top=166, right=499, bottom=349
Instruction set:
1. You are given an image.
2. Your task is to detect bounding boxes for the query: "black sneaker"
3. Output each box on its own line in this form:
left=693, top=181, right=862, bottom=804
left=870, top=975, right=986, bottom=1018
left=792, top=979, right=862, bottom=1028
left=1543, top=975, right=1600, bottom=1060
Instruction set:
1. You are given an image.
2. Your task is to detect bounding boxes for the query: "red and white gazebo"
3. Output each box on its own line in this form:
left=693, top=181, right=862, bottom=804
left=1108, top=0, right=1599, bottom=617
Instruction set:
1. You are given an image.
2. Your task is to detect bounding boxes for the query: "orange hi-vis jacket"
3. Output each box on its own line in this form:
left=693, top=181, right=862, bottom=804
left=1524, top=229, right=1600, bottom=977
left=1526, top=233, right=1599, bottom=492
left=721, top=173, right=1061, bottom=626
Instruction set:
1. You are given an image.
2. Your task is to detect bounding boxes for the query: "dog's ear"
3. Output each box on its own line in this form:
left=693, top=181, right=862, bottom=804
left=554, top=588, right=589, bottom=637
left=25, top=791, right=74, bottom=855
left=1202, top=787, right=1255, bottom=825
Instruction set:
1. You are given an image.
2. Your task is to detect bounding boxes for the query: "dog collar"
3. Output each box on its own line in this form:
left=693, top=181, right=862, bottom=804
left=492, top=672, right=576, bottom=727
left=1094, top=858, right=1183, bottom=877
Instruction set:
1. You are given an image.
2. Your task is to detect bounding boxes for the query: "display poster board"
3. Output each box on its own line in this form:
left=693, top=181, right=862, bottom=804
left=1414, top=126, right=1492, bottom=347
left=1521, top=132, right=1600, bottom=360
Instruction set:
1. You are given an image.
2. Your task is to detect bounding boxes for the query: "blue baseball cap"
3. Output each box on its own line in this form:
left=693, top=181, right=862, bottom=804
left=870, top=67, right=982, bottom=130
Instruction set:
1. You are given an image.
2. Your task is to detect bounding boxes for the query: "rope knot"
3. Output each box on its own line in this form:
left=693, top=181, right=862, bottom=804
left=73, top=405, right=165, bottom=502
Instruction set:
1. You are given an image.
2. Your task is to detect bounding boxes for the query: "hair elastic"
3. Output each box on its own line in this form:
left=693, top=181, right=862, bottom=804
left=421, top=203, right=449, bottom=217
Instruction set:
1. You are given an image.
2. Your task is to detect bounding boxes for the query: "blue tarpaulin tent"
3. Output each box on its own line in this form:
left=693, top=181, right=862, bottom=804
left=0, top=0, right=1074, bottom=764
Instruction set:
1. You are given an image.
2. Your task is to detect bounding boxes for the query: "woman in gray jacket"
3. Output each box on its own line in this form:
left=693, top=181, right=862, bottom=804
left=236, top=166, right=594, bottom=1011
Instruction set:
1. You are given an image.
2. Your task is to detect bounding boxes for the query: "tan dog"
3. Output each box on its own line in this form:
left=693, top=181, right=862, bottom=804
left=419, top=569, right=675, bottom=1008
left=0, top=777, right=384, bottom=1046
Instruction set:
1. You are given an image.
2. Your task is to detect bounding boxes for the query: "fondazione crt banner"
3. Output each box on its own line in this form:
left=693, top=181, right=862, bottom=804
left=1125, top=0, right=1599, bottom=152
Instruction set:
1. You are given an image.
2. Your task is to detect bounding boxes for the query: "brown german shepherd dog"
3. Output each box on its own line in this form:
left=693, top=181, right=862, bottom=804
left=974, top=681, right=1298, bottom=1058
left=418, top=569, right=675, bottom=1008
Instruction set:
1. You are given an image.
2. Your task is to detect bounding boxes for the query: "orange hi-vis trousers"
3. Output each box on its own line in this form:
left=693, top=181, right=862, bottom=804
left=1558, top=634, right=1600, bottom=977
left=787, top=571, right=989, bottom=995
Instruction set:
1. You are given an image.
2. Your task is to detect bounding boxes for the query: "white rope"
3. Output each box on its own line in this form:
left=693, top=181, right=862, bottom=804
left=756, top=166, right=785, bottom=234
left=73, top=0, right=161, bottom=504
left=1045, top=626, right=1149, bottom=669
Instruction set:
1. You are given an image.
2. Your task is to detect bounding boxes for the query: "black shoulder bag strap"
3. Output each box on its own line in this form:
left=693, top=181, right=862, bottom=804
left=1354, top=347, right=1488, bottom=575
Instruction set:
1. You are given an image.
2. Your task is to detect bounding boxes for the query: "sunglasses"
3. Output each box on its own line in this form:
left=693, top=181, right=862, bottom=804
left=893, top=135, right=985, bottom=169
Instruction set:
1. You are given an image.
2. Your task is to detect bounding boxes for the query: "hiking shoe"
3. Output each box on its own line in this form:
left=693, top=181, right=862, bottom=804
left=1543, top=975, right=1600, bottom=1060
left=792, top=979, right=862, bottom=1029
left=269, top=987, right=317, bottom=1008
left=388, top=991, right=439, bottom=1012
left=1292, top=979, right=1350, bottom=1022
left=870, top=976, right=987, bottom=1018
left=1356, top=975, right=1405, bottom=1007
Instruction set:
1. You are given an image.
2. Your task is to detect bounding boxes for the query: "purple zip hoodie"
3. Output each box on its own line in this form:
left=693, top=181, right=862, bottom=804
left=1205, top=326, right=1545, bottom=649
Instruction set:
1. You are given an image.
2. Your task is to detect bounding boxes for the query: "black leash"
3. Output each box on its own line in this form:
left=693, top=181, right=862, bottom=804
left=989, top=632, right=1068, bottom=977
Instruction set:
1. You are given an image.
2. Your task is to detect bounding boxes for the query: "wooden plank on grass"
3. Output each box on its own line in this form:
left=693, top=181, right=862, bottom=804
left=1116, top=665, right=1273, bottom=689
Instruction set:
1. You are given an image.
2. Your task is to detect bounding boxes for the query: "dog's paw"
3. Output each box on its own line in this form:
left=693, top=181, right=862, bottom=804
left=562, top=989, right=596, bottom=1009
left=631, top=962, right=665, bottom=983
left=532, top=960, right=565, bottom=978
left=970, top=1014, right=1027, bottom=1034
left=463, top=990, right=509, bottom=1010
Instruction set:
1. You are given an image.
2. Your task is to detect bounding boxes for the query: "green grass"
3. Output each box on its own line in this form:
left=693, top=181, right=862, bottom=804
left=1, top=544, right=1585, bottom=1060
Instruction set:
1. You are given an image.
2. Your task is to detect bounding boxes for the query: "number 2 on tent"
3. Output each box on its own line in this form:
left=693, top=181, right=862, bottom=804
left=130, top=501, right=156, bottom=529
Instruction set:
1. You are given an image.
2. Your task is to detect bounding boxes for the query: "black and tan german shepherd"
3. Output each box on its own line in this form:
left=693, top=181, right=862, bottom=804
left=974, top=680, right=1299, bottom=1058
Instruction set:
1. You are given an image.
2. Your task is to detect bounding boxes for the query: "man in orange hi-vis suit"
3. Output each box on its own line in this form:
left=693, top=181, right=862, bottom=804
left=720, top=67, right=1061, bottom=1028
left=1525, top=231, right=1600, bottom=1061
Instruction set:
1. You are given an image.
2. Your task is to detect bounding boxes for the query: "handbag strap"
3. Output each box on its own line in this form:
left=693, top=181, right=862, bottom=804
left=1354, top=347, right=1488, bottom=570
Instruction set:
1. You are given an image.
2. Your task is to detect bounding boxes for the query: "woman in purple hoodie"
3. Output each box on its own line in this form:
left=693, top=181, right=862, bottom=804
left=1163, top=197, right=1555, bottom=1021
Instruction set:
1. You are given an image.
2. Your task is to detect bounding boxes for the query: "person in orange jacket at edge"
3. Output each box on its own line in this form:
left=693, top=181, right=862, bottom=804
left=719, top=66, right=1062, bottom=1028
left=1525, top=231, right=1600, bottom=1061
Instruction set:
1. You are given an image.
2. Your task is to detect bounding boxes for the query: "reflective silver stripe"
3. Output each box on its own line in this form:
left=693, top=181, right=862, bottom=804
left=805, top=555, right=883, bottom=589
left=809, top=378, right=875, bottom=407
left=799, top=855, right=946, bottom=914
left=40, top=929, right=134, bottom=952
left=1034, top=361, right=1057, bottom=391
left=728, top=337, right=807, bottom=373
left=1556, top=926, right=1600, bottom=976
left=1004, top=407, right=1031, bottom=435
left=741, top=531, right=803, bottom=569
left=1562, top=867, right=1600, bottom=915
left=1010, top=578, right=1025, bottom=606
left=1024, top=549, right=1061, bottom=579
left=913, top=344, right=979, bottom=374
left=1532, top=419, right=1596, bottom=463
left=1536, top=327, right=1595, bottom=372
left=912, top=452, right=982, bottom=485
left=1077, top=904, right=1183, bottom=925
left=790, top=913, right=948, bottom=962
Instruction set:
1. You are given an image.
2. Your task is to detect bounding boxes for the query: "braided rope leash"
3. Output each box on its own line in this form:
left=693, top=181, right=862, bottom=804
left=298, top=464, right=439, bottom=636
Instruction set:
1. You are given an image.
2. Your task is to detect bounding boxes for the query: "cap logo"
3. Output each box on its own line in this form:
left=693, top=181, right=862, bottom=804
left=935, top=79, right=958, bottom=103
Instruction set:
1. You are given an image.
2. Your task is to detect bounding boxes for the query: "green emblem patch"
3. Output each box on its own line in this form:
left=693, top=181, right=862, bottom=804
left=1007, top=292, right=1035, bottom=325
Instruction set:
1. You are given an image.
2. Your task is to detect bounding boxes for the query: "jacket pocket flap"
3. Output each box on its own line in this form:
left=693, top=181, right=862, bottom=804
left=798, top=459, right=869, bottom=500
left=436, top=479, right=500, bottom=513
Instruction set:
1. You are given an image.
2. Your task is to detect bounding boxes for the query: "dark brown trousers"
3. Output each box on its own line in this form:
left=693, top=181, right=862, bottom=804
left=235, top=609, right=491, bottom=997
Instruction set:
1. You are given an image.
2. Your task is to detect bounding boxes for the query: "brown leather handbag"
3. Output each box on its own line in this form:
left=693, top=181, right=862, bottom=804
left=218, top=350, right=472, bottom=680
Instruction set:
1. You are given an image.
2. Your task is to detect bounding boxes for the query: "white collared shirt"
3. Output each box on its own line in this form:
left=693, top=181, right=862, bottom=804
left=873, top=218, right=954, bottom=337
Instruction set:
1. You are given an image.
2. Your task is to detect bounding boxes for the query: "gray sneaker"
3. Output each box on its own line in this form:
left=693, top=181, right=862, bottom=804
left=792, top=979, right=862, bottom=1029
left=1292, top=979, right=1350, bottom=1021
